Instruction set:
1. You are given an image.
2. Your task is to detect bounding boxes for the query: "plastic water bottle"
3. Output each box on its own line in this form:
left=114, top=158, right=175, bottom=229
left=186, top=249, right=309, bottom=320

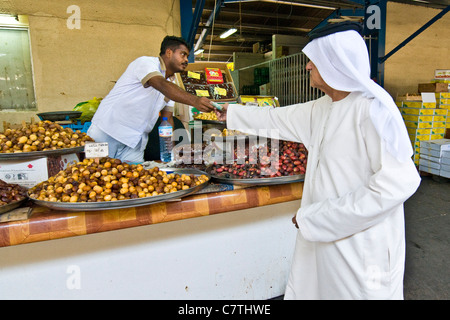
left=158, top=117, right=173, bottom=162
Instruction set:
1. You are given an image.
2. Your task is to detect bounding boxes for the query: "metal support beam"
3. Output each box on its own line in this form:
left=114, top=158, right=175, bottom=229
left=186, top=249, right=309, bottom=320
left=379, top=5, right=450, bottom=64
left=193, top=0, right=225, bottom=53
left=180, top=0, right=206, bottom=62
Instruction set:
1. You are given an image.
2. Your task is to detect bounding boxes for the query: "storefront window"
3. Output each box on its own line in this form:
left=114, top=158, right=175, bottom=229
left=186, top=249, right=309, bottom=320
left=0, top=15, right=36, bottom=111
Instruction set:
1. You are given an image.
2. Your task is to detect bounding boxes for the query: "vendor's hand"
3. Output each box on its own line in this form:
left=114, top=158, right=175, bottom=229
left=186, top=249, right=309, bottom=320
left=215, top=103, right=228, bottom=121
left=195, top=97, right=216, bottom=112
left=292, top=215, right=299, bottom=229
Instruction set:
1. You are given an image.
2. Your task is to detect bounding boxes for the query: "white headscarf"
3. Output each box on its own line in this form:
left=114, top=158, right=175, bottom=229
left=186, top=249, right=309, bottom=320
left=302, top=30, right=413, bottom=163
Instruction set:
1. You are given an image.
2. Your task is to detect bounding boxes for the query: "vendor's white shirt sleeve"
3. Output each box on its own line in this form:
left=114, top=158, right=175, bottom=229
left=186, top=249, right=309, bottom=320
left=90, top=56, right=171, bottom=149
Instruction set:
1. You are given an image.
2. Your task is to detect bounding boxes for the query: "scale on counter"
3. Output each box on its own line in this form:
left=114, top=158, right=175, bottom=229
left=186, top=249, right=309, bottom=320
left=36, top=111, right=91, bottom=133
left=36, top=111, right=82, bottom=123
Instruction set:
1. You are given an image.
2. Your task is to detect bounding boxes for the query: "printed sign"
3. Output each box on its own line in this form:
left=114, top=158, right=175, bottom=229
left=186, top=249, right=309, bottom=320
left=84, top=142, right=109, bottom=158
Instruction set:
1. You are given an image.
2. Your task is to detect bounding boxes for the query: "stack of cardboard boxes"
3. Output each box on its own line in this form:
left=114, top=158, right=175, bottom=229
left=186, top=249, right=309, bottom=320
left=397, top=99, right=448, bottom=166
left=418, top=139, right=450, bottom=178
left=396, top=69, right=450, bottom=175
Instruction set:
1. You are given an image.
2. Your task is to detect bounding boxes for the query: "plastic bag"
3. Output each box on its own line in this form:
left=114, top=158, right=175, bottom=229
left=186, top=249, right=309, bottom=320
left=73, top=97, right=102, bottom=123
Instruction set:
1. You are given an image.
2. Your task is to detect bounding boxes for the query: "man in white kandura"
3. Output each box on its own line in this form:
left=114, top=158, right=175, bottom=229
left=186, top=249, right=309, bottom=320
left=216, top=23, right=421, bottom=299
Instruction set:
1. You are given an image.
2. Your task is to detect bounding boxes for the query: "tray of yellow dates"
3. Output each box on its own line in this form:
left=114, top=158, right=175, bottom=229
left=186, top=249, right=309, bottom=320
left=193, top=111, right=225, bottom=125
left=27, top=157, right=210, bottom=211
left=0, top=120, right=93, bottom=160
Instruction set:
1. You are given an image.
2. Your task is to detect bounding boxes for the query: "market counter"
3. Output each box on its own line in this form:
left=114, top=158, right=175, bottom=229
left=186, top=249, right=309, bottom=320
left=0, top=182, right=303, bottom=248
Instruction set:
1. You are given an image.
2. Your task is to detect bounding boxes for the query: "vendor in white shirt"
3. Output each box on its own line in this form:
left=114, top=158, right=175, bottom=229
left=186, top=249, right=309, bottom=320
left=216, top=22, right=421, bottom=299
left=88, top=36, right=215, bottom=163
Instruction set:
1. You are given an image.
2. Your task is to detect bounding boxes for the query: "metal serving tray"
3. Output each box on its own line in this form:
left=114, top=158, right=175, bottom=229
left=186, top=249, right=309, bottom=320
left=0, top=198, right=27, bottom=215
left=27, top=168, right=210, bottom=211
left=36, top=111, right=82, bottom=121
left=206, top=167, right=304, bottom=186
left=193, top=119, right=226, bottom=125
left=0, top=146, right=85, bottom=160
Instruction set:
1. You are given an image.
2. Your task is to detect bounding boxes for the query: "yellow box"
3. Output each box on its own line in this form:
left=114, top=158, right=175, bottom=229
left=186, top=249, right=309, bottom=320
left=402, top=101, right=436, bottom=109
left=435, top=92, right=450, bottom=99
left=402, top=115, right=433, bottom=122
left=433, top=116, right=447, bottom=122
left=431, top=128, right=446, bottom=134
left=409, top=133, right=445, bottom=142
left=407, top=127, right=431, bottom=135
left=437, top=98, right=450, bottom=105
left=432, top=121, right=447, bottom=128
left=401, top=107, right=447, bottom=116
left=435, top=109, right=449, bottom=115
left=439, top=104, right=450, bottom=110
left=404, top=120, right=434, bottom=128
left=401, top=107, right=428, bottom=115
left=412, top=153, right=420, bottom=165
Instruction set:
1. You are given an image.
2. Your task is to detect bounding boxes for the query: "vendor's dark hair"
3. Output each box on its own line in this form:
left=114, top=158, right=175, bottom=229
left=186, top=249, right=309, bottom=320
left=160, top=36, right=190, bottom=56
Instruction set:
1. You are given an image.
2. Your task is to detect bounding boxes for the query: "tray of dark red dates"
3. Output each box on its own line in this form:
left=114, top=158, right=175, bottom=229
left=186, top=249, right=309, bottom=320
left=206, top=139, right=307, bottom=186
left=0, top=179, right=28, bottom=214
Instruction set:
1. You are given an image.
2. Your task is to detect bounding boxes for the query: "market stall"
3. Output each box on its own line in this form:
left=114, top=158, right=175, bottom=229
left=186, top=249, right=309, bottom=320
left=0, top=108, right=306, bottom=299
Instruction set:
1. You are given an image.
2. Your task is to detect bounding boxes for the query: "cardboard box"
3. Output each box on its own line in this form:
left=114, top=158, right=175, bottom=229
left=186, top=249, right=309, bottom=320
left=419, top=164, right=440, bottom=175
left=441, top=156, right=450, bottom=166
left=420, top=138, right=450, bottom=150
left=410, top=133, right=445, bottom=144
left=402, top=101, right=436, bottom=109
left=435, top=92, right=450, bottom=99
left=419, top=153, right=440, bottom=163
left=0, top=154, right=79, bottom=188
left=175, top=62, right=237, bottom=102
left=401, top=107, right=447, bottom=116
left=435, top=69, right=450, bottom=80
left=419, top=158, right=440, bottom=170
left=238, top=95, right=280, bottom=107
left=418, top=82, right=449, bottom=93
left=439, top=168, right=450, bottom=178
left=259, top=83, right=271, bottom=95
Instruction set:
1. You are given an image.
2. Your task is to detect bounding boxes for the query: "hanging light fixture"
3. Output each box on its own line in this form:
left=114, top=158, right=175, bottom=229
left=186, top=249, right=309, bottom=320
left=219, top=28, right=237, bottom=39
left=194, top=48, right=204, bottom=55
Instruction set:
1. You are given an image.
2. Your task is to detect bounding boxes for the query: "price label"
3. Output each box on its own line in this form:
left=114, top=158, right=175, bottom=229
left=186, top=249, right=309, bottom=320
left=84, top=142, right=109, bottom=158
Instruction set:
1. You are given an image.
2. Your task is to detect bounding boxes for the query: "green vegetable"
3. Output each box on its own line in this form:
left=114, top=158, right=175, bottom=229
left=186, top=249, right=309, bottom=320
left=73, top=97, right=102, bottom=123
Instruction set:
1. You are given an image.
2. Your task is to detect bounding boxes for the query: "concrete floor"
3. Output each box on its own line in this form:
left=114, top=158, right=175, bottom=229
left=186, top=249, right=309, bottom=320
left=403, top=175, right=450, bottom=300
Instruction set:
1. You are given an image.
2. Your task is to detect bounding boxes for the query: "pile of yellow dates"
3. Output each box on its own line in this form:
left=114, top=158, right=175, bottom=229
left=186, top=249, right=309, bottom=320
left=0, top=120, right=93, bottom=153
left=28, top=157, right=209, bottom=203
left=194, top=111, right=218, bottom=121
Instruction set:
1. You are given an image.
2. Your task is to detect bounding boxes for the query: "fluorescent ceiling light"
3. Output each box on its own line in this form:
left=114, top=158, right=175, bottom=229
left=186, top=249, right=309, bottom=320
left=220, top=28, right=237, bottom=39
left=194, top=49, right=204, bottom=55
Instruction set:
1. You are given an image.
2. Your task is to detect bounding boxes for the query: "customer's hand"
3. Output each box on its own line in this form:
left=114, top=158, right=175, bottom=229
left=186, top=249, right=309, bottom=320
left=292, top=215, right=299, bottom=229
left=214, top=103, right=228, bottom=121
left=194, top=97, right=216, bottom=112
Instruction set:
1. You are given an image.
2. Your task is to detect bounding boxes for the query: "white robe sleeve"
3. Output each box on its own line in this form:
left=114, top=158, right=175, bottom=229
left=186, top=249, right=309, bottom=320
left=227, top=101, right=315, bottom=146
left=297, top=115, right=421, bottom=243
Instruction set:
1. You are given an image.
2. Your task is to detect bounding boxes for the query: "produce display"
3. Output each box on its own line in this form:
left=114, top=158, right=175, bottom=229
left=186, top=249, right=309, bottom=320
left=194, top=111, right=219, bottom=121
left=210, top=129, right=249, bottom=137
left=209, top=140, right=307, bottom=179
left=0, top=120, right=94, bottom=153
left=180, top=69, right=236, bottom=101
left=28, top=157, right=209, bottom=203
left=0, top=179, right=27, bottom=206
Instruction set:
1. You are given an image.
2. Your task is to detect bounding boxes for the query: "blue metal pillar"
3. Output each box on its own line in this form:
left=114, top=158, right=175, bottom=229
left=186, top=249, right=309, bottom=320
left=180, top=0, right=205, bottom=63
